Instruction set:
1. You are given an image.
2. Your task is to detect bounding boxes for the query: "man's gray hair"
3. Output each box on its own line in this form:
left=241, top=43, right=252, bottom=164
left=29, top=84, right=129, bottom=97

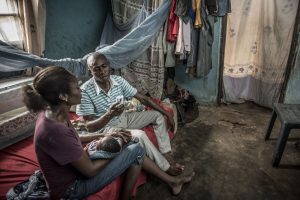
left=86, top=52, right=108, bottom=68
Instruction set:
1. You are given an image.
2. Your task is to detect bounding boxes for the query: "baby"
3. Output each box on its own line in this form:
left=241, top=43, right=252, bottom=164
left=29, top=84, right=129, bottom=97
left=85, top=132, right=139, bottom=159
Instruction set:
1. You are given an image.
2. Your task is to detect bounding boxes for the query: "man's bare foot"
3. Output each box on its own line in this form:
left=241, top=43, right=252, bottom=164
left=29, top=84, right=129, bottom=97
left=166, top=163, right=185, bottom=176
left=170, top=171, right=195, bottom=195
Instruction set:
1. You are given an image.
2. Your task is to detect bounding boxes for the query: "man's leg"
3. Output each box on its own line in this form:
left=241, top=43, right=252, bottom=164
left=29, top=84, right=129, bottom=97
left=130, top=129, right=170, bottom=171
left=130, top=129, right=183, bottom=176
left=124, top=111, right=172, bottom=154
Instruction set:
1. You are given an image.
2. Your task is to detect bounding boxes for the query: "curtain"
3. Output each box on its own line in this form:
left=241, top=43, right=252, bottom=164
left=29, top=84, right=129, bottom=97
left=223, top=0, right=298, bottom=108
left=110, top=0, right=166, bottom=98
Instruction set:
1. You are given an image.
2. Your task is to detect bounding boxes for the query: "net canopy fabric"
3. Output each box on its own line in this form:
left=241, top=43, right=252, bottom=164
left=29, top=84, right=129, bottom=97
left=0, top=0, right=171, bottom=77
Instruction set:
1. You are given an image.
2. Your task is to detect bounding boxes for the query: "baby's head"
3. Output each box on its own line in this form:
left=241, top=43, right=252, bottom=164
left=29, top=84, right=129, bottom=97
left=98, top=135, right=122, bottom=153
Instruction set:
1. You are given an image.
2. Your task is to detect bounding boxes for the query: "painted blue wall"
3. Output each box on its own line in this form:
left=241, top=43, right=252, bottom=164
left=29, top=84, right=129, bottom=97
left=175, top=18, right=222, bottom=104
left=44, top=1, right=223, bottom=104
left=284, top=33, right=300, bottom=104
left=44, top=0, right=109, bottom=59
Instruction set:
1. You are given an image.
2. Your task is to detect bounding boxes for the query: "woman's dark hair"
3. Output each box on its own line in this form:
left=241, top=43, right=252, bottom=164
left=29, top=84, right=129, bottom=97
left=22, top=66, right=76, bottom=112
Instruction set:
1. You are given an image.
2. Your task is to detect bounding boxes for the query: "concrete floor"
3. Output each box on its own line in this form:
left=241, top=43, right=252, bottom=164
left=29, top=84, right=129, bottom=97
left=135, top=103, right=300, bottom=200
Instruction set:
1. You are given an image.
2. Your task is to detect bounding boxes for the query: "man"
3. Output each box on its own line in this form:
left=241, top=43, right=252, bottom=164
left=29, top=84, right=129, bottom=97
left=76, top=52, right=183, bottom=175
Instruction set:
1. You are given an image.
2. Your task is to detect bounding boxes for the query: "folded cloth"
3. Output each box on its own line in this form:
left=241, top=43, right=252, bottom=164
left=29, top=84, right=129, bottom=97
left=6, top=170, right=49, bottom=200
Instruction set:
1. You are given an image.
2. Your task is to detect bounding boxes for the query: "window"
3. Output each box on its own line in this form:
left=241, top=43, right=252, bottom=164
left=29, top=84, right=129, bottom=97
left=0, top=0, right=25, bottom=79
left=0, top=0, right=24, bottom=49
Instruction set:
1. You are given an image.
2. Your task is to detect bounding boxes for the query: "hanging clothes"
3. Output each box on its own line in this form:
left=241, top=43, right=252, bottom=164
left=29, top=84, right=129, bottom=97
left=223, top=0, right=298, bottom=108
left=206, top=0, right=231, bottom=16
left=192, top=0, right=202, bottom=28
left=167, top=0, right=179, bottom=42
left=182, top=20, right=191, bottom=53
left=175, top=18, right=191, bottom=60
left=174, top=0, right=190, bottom=23
left=188, top=0, right=196, bottom=24
left=187, top=0, right=214, bottom=77
left=163, top=19, right=176, bottom=68
left=196, top=15, right=214, bottom=77
left=175, top=18, right=184, bottom=55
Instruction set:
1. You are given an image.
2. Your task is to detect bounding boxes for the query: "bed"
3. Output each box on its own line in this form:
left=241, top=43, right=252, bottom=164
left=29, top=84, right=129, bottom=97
left=0, top=101, right=176, bottom=200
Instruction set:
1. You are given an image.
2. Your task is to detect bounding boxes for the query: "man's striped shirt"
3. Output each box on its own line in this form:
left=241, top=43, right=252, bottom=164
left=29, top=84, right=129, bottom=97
left=76, top=75, right=137, bottom=127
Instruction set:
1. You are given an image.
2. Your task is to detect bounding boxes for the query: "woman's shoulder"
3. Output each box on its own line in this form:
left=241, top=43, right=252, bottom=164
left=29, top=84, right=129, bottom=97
left=36, top=114, right=74, bottom=137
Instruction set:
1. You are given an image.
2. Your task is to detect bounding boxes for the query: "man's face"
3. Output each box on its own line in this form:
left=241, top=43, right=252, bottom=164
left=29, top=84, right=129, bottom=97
left=89, top=56, right=111, bottom=82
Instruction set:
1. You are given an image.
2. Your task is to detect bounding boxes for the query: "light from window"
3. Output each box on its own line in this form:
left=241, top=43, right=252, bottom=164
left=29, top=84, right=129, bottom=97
left=0, top=0, right=17, bottom=14
left=0, top=0, right=25, bottom=78
left=0, top=0, right=24, bottom=49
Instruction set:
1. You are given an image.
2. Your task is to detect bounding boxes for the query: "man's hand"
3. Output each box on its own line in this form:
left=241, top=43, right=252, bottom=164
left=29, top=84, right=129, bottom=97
left=110, top=130, right=132, bottom=144
left=82, top=102, right=124, bottom=133
left=166, top=113, right=175, bottom=131
left=109, top=102, right=125, bottom=117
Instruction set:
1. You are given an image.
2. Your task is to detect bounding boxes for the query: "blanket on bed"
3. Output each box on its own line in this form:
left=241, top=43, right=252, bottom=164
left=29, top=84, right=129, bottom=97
left=0, top=102, right=175, bottom=200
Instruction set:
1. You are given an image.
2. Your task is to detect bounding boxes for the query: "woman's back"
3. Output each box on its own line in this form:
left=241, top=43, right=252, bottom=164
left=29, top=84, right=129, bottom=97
left=34, top=112, right=83, bottom=199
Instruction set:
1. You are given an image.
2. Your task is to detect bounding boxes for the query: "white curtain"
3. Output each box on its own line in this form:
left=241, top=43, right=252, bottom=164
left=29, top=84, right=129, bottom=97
left=223, top=0, right=298, bottom=107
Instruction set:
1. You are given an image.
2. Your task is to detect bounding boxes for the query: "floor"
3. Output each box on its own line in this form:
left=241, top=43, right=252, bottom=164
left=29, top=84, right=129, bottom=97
left=135, top=103, right=300, bottom=200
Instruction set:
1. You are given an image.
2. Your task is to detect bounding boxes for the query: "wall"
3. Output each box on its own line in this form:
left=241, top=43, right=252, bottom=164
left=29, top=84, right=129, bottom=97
left=174, top=18, right=222, bottom=104
left=44, top=0, right=110, bottom=59
left=284, top=37, right=300, bottom=104
left=284, top=1, right=300, bottom=104
left=0, top=1, right=110, bottom=148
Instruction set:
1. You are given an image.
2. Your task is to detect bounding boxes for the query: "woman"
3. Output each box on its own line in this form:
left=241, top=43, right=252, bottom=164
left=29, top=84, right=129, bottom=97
left=22, top=66, right=194, bottom=199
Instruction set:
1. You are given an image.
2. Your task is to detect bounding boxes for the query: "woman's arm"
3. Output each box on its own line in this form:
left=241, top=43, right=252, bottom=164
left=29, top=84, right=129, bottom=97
left=71, top=151, right=110, bottom=178
left=79, top=133, right=105, bottom=143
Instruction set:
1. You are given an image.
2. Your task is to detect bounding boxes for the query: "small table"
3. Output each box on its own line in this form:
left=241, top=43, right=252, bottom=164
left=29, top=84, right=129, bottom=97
left=265, top=103, right=300, bottom=167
